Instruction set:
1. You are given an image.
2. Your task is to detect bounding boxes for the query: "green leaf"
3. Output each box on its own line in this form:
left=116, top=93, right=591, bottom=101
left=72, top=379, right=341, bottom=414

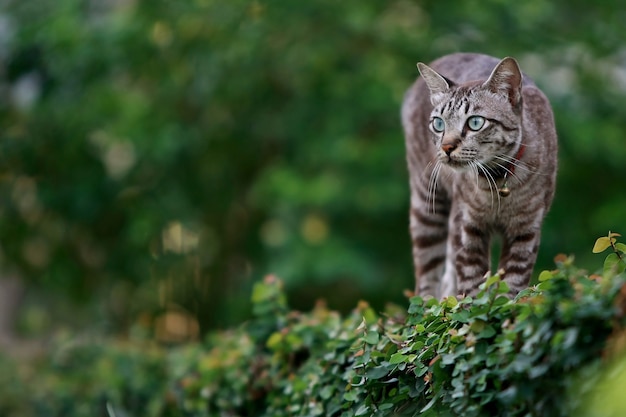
left=414, top=362, right=429, bottom=377
left=389, top=353, right=407, bottom=364
left=493, top=295, right=511, bottom=307
left=485, top=275, right=500, bottom=288
left=363, top=331, right=380, bottom=345
left=420, top=394, right=439, bottom=413
left=603, top=253, right=626, bottom=277
left=450, top=310, right=470, bottom=323
left=477, top=324, right=496, bottom=339
left=615, top=243, right=626, bottom=254
left=538, top=270, right=554, bottom=282
left=366, top=365, right=390, bottom=380
left=537, top=280, right=554, bottom=291
left=320, top=385, right=334, bottom=400
left=445, top=296, right=459, bottom=308
left=378, top=402, right=394, bottom=411
left=266, top=332, right=283, bottom=349
left=470, top=320, right=486, bottom=333
left=343, top=391, right=358, bottom=402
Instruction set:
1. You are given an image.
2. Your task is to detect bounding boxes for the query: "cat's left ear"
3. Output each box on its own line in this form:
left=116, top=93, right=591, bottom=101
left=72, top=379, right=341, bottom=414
left=484, top=57, right=522, bottom=108
left=417, top=62, right=454, bottom=106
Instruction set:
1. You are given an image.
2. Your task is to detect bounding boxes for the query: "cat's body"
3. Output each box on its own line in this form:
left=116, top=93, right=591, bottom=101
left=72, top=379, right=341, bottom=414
left=402, top=53, right=557, bottom=298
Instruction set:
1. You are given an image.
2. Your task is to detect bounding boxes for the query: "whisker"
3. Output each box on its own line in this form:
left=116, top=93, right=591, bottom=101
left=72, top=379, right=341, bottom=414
left=427, top=161, right=441, bottom=213
left=492, top=159, right=522, bottom=185
left=512, top=138, right=539, bottom=149
left=493, top=154, right=532, bottom=170
left=476, top=161, right=501, bottom=210
left=469, top=161, right=480, bottom=192
left=493, top=154, right=538, bottom=177
left=423, top=159, right=434, bottom=173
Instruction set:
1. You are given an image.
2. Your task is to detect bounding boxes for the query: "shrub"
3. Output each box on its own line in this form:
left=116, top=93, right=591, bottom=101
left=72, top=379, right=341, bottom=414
left=1, top=235, right=626, bottom=416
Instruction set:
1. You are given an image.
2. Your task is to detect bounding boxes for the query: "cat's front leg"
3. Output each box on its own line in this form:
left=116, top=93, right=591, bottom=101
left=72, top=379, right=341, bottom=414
left=410, top=200, right=449, bottom=298
left=439, top=237, right=457, bottom=298
left=452, top=213, right=491, bottom=297
left=499, top=228, right=541, bottom=295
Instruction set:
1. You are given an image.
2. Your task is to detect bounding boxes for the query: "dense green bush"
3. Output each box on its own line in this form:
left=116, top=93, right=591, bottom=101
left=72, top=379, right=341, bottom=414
left=2, top=237, right=626, bottom=417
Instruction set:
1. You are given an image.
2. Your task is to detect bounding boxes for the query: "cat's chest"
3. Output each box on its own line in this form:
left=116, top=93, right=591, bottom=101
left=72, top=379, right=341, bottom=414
left=451, top=173, right=520, bottom=219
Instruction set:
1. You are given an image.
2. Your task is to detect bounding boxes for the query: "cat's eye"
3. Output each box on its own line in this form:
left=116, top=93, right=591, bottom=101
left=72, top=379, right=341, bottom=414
left=431, top=117, right=445, bottom=133
left=467, top=116, right=485, bottom=131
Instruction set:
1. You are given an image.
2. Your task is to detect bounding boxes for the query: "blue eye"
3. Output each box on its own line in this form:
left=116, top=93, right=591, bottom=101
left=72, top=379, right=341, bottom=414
left=467, top=116, right=485, bottom=131
left=431, top=117, right=445, bottom=133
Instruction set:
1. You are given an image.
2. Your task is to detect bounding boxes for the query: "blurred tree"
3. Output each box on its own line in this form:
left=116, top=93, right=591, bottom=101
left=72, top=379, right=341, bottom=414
left=0, top=0, right=625, bottom=334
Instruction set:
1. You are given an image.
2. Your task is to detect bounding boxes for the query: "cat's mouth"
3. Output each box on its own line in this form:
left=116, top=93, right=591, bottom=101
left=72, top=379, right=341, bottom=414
left=441, top=156, right=470, bottom=169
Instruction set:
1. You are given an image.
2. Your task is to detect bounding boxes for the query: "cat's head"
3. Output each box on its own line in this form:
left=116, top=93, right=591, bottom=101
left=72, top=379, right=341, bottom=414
left=417, top=57, right=523, bottom=171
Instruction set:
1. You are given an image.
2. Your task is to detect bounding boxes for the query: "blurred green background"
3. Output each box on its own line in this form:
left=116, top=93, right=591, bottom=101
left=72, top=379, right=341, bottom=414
left=0, top=0, right=625, bottom=341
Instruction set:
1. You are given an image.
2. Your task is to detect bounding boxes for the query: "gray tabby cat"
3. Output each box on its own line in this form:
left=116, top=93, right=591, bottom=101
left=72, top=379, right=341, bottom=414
left=402, top=53, right=557, bottom=298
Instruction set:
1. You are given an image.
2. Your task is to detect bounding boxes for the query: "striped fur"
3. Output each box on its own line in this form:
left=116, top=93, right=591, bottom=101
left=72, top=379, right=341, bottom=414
left=402, top=53, right=557, bottom=298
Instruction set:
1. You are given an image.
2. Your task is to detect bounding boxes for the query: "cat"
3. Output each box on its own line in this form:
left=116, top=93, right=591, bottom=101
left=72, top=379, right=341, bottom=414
left=401, top=53, right=557, bottom=298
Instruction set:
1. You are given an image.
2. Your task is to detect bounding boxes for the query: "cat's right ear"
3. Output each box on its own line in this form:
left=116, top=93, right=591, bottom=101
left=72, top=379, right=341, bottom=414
left=417, top=63, right=453, bottom=105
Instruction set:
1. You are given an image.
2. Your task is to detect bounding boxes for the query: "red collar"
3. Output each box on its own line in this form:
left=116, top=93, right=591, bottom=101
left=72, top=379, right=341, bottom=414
left=478, top=142, right=526, bottom=180
left=508, top=142, right=526, bottom=176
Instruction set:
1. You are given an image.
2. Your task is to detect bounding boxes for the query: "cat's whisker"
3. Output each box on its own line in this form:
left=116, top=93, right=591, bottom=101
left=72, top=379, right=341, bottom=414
left=427, top=161, right=442, bottom=213
left=493, top=154, right=536, bottom=176
left=469, top=161, right=481, bottom=193
left=423, top=159, right=434, bottom=173
left=492, top=160, right=523, bottom=185
left=476, top=161, right=501, bottom=210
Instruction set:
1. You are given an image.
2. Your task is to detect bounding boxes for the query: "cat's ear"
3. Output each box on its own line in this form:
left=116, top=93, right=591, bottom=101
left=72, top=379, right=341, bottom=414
left=417, top=62, right=453, bottom=105
left=484, top=57, right=522, bottom=108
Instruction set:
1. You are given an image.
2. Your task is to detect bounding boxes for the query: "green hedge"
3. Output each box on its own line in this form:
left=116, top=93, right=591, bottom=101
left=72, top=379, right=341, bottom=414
left=2, top=240, right=626, bottom=417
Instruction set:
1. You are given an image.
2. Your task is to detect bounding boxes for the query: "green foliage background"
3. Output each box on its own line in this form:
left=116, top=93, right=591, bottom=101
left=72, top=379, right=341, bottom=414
left=1, top=0, right=626, bottom=332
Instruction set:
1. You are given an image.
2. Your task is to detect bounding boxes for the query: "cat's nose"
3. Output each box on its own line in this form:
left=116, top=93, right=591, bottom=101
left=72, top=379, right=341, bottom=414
left=441, top=143, right=457, bottom=155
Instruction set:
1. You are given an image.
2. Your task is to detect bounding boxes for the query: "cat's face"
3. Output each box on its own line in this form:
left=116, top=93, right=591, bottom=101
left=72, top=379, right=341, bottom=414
left=418, top=58, right=523, bottom=172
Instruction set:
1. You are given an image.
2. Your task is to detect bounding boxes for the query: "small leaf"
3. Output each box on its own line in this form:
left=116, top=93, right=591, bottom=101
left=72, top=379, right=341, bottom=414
left=445, top=296, right=458, bottom=308
left=450, top=310, right=470, bottom=323
left=389, top=353, right=408, bottom=364
left=366, top=365, right=390, bottom=380
left=420, top=394, right=439, bottom=413
left=266, top=332, right=283, bottom=349
left=538, top=270, right=553, bottom=282
left=497, top=281, right=510, bottom=294
left=414, top=362, right=429, bottom=377
left=604, top=253, right=626, bottom=277
left=481, top=325, right=497, bottom=339
left=615, top=243, right=626, bottom=254
left=363, top=331, right=379, bottom=345
left=593, top=237, right=612, bottom=253
left=356, top=318, right=367, bottom=333
left=320, top=385, right=334, bottom=400
left=537, top=280, right=553, bottom=291
left=485, top=275, right=500, bottom=288
left=470, top=320, right=486, bottom=333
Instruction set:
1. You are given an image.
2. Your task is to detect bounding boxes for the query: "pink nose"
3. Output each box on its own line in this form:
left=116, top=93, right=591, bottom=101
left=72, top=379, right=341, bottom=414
left=441, top=143, right=457, bottom=155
